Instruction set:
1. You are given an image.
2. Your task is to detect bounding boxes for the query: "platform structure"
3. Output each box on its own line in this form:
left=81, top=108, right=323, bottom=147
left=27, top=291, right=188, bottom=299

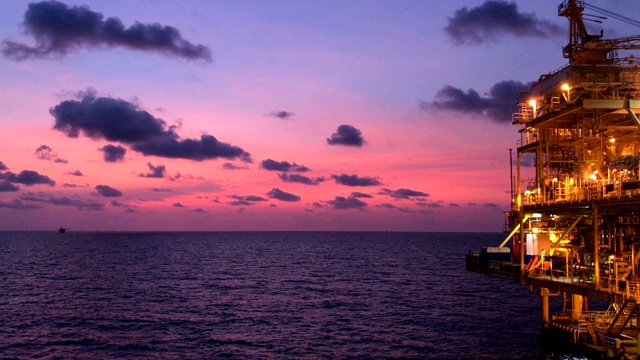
left=467, top=1, right=640, bottom=358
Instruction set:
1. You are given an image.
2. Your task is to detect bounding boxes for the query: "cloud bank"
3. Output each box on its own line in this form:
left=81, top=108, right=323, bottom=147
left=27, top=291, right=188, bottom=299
left=20, top=192, right=104, bottom=211
left=2, top=1, right=211, bottom=61
left=50, top=90, right=251, bottom=162
left=420, top=80, right=531, bottom=123
left=445, top=0, right=561, bottom=45
left=0, top=170, right=56, bottom=187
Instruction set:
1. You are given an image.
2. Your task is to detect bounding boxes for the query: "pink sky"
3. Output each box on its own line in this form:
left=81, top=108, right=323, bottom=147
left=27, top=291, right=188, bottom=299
left=1, top=0, right=638, bottom=231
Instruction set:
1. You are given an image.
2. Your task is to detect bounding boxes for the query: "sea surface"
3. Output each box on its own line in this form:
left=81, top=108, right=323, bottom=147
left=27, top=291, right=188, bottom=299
left=0, top=231, right=599, bottom=359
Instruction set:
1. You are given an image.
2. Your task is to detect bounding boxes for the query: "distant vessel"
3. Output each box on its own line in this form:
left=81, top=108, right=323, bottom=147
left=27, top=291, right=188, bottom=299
left=58, top=227, right=66, bottom=234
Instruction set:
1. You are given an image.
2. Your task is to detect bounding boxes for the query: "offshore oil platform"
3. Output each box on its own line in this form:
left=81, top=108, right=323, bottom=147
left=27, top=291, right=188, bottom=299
left=465, top=0, right=640, bottom=358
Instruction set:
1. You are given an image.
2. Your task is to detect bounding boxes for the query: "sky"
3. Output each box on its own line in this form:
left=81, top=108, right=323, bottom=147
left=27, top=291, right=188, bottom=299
left=1, top=0, right=639, bottom=232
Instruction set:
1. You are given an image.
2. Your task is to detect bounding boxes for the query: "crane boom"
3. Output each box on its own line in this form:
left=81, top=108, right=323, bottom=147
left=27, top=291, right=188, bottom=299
left=558, top=0, right=640, bottom=65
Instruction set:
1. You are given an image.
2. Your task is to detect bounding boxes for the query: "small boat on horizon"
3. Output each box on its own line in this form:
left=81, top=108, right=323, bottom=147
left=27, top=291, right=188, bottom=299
left=58, top=227, right=66, bottom=234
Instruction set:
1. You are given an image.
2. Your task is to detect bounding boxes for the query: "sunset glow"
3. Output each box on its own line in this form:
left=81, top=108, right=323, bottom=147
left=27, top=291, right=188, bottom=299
left=1, top=0, right=636, bottom=231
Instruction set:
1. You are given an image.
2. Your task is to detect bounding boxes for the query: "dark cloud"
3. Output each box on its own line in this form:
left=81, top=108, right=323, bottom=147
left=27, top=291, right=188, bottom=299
left=2, top=1, right=212, bottom=61
left=267, top=188, right=301, bottom=202
left=377, top=203, right=396, bottom=209
left=227, top=194, right=267, bottom=206
left=100, top=144, right=126, bottom=162
left=0, top=170, right=56, bottom=186
left=34, top=144, right=67, bottom=163
left=20, top=192, right=104, bottom=211
left=350, top=192, right=373, bottom=198
left=379, top=188, right=429, bottom=199
left=33, top=144, right=50, bottom=157
left=111, top=200, right=136, bottom=210
left=417, top=201, right=444, bottom=208
left=420, top=80, right=531, bottom=123
left=449, top=203, right=460, bottom=207
left=19, top=192, right=49, bottom=202
left=152, top=188, right=173, bottom=192
left=268, top=111, right=295, bottom=120
left=140, top=162, right=166, bottom=178
left=51, top=197, right=103, bottom=210
left=0, top=199, right=41, bottom=210
left=222, top=162, right=248, bottom=170
left=445, top=1, right=561, bottom=45
left=0, top=161, right=7, bottom=170
left=332, top=174, right=382, bottom=187
left=0, top=181, right=20, bottom=192
left=261, top=158, right=309, bottom=172
left=64, top=170, right=83, bottom=176
left=50, top=91, right=251, bottom=162
left=173, top=202, right=185, bottom=207
left=193, top=208, right=208, bottom=213
left=95, top=184, right=123, bottom=197
left=327, top=124, right=365, bottom=147
left=326, top=196, right=367, bottom=210
left=137, top=197, right=163, bottom=202
left=166, top=172, right=204, bottom=182
left=245, top=195, right=267, bottom=202
left=483, top=202, right=500, bottom=208
left=63, top=183, right=87, bottom=188
left=278, top=173, right=324, bottom=185
left=132, top=134, right=252, bottom=162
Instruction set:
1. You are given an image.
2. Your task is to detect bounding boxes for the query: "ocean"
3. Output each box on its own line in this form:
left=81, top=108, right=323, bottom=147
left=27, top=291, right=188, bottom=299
left=0, top=231, right=597, bottom=359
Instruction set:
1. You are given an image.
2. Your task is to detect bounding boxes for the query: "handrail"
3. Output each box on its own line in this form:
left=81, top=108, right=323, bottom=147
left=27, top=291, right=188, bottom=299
left=521, top=179, right=640, bottom=206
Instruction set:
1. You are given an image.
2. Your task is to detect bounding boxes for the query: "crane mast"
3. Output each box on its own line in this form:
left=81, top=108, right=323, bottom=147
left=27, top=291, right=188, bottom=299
left=558, top=0, right=603, bottom=64
left=559, top=0, right=640, bottom=65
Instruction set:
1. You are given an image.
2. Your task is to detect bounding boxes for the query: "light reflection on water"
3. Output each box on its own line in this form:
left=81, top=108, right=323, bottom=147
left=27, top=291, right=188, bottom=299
left=0, top=231, right=596, bottom=359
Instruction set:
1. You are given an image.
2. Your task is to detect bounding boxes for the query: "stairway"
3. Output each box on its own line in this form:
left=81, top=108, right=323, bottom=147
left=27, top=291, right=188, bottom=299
left=607, top=299, right=637, bottom=335
left=583, top=320, right=599, bottom=345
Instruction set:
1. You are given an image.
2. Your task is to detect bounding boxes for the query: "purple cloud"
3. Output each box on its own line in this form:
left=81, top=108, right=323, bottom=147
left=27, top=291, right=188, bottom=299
left=327, top=124, right=365, bottom=147
left=2, top=1, right=211, bottom=61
